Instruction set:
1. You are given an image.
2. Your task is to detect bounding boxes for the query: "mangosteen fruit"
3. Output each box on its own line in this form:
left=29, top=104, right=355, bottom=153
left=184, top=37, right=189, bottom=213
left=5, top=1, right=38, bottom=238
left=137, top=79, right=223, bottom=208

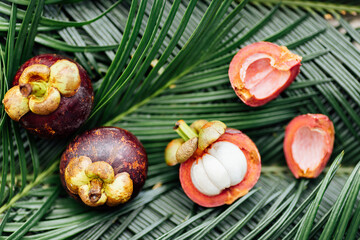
left=2, top=54, right=93, bottom=138
left=60, top=127, right=148, bottom=207
left=165, top=120, right=261, bottom=207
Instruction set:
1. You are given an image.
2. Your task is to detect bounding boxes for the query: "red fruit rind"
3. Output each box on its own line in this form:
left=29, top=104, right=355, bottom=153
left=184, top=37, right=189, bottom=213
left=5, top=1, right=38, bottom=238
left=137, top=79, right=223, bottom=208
left=229, top=42, right=302, bottom=107
left=179, top=128, right=261, bottom=207
left=284, top=114, right=335, bottom=178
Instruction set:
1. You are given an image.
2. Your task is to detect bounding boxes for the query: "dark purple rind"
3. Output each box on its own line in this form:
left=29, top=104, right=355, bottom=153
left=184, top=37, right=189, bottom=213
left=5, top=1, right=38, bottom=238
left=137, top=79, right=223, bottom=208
left=13, top=54, right=93, bottom=138
left=60, top=127, right=148, bottom=203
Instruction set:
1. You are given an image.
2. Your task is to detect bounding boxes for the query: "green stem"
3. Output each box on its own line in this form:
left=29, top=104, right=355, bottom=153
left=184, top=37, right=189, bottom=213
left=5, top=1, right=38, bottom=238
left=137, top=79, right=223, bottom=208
left=20, top=81, right=47, bottom=97
left=0, top=160, right=59, bottom=214
left=175, top=120, right=198, bottom=141
left=89, top=179, right=102, bottom=203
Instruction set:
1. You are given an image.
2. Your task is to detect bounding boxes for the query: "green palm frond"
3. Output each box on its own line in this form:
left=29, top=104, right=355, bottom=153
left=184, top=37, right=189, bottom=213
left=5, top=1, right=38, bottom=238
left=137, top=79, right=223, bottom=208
left=252, top=0, right=360, bottom=14
left=0, top=0, right=360, bottom=239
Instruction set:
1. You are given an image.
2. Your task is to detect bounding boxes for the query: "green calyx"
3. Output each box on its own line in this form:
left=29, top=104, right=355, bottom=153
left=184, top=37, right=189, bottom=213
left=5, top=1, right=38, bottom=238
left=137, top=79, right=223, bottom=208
left=175, top=119, right=198, bottom=141
left=20, top=81, right=48, bottom=98
left=165, top=119, right=227, bottom=166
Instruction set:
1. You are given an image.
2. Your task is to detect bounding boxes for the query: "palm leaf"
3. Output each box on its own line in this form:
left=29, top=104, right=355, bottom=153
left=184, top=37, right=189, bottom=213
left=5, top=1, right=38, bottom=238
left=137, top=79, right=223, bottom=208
left=0, top=0, right=360, bottom=239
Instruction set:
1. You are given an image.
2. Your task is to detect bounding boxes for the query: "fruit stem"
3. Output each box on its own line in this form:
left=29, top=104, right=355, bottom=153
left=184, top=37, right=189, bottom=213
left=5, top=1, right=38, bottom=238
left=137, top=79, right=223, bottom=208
left=20, top=81, right=47, bottom=98
left=89, top=179, right=103, bottom=203
left=175, top=120, right=198, bottom=141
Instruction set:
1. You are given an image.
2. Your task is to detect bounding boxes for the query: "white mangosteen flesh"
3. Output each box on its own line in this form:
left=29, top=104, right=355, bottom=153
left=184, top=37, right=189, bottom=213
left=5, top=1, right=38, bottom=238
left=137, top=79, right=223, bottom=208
left=190, top=141, right=247, bottom=196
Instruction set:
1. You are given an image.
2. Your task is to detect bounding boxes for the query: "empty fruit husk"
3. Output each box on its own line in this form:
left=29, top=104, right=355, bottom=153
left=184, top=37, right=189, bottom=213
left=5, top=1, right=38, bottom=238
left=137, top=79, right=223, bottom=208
left=283, top=114, right=335, bottom=178
left=229, top=42, right=302, bottom=107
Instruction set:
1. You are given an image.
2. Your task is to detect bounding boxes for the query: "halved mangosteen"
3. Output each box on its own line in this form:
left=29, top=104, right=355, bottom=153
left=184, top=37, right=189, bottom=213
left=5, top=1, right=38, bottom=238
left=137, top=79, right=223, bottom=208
left=283, top=114, right=335, bottom=178
left=228, top=42, right=302, bottom=107
left=165, top=120, right=261, bottom=207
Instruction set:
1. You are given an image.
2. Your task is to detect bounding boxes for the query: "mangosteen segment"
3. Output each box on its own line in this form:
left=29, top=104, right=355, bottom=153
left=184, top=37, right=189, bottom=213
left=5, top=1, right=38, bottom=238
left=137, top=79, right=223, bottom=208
left=229, top=42, right=302, bottom=107
left=190, top=142, right=247, bottom=196
left=190, top=157, right=221, bottom=196
left=208, top=141, right=247, bottom=185
left=64, top=156, right=134, bottom=207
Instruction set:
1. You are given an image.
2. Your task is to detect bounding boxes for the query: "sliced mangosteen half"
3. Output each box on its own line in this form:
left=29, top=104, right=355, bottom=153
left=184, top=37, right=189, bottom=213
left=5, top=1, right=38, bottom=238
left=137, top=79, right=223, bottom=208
left=229, top=42, right=302, bottom=107
left=165, top=120, right=261, bottom=207
left=283, top=114, right=335, bottom=178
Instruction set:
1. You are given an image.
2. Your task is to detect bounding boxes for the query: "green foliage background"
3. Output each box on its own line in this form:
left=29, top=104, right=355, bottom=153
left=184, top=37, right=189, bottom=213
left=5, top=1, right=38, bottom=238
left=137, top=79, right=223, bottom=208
left=0, top=0, right=359, bottom=239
